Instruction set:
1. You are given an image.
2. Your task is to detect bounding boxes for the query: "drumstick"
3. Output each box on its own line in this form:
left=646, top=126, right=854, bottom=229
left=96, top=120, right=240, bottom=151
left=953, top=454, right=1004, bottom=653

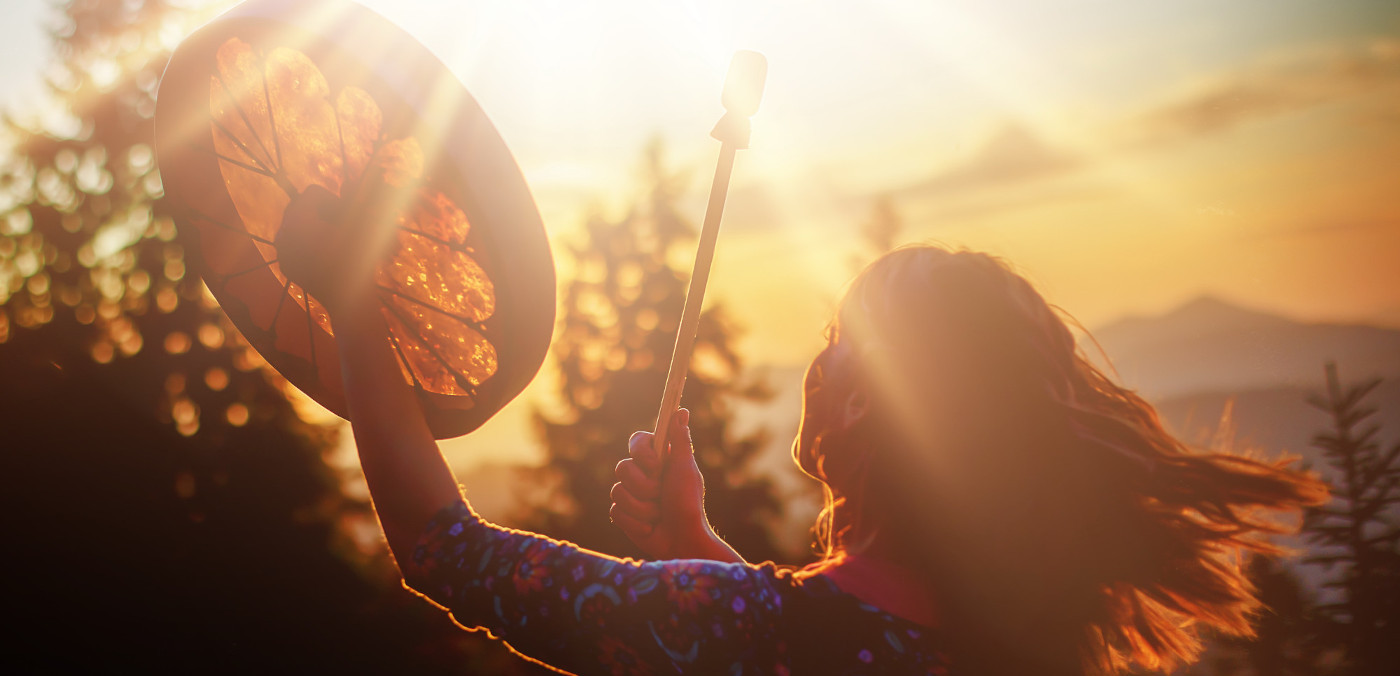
left=653, top=51, right=767, bottom=457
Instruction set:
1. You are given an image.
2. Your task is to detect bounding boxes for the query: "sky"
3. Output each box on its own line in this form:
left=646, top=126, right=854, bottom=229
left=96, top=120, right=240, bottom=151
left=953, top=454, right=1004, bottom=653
left=3, top=0, right=1399, bottom=469
left=365, top=0, right=1400, bottom=368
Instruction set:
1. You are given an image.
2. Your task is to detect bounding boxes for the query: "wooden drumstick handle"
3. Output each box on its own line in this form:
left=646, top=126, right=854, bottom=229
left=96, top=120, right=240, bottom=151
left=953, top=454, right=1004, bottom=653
left=653, top=51, right=767, bottom=457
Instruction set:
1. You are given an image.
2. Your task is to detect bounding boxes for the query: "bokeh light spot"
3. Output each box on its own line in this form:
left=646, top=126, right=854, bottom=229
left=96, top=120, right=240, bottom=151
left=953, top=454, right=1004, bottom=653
left=156, top=286, right=178, bottom=312
left=226, top=403, right=249, bottom=427
left=165, top=331, right=191, bottom=354
left=163, top=258, right=185, bottom=281
left=205, top=367, right=229, bottom=391
left=197, top=323, right=223, bottom=349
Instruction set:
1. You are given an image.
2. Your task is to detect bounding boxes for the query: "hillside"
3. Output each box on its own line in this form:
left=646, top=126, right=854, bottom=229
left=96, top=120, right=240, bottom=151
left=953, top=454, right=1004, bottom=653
left=1154, top=380, right=1400, bottom=482
left=1089, top=296, right=1400, bottom=400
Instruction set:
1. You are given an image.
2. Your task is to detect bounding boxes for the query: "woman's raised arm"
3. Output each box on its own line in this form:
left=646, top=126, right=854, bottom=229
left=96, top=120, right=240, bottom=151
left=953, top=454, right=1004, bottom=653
left=277, top=186, right=462, bottom=569
left=334, top=303, right=462, bottom=568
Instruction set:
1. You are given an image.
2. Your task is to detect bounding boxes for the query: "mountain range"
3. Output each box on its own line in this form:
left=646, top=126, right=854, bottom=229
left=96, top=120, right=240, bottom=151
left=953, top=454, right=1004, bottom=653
left=1088, top=296, right=1400, bottom=401
left=1088, top=296, right=1400, bottom=479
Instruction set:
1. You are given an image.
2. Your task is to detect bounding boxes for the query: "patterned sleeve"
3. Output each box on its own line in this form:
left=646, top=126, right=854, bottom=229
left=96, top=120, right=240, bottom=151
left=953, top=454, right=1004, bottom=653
left=402, top=500, right=790, bottom=676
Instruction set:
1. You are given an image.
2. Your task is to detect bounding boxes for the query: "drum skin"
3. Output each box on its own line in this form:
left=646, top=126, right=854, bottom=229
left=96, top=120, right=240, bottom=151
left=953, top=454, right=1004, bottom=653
left=155, top=0, right=555, bottom=439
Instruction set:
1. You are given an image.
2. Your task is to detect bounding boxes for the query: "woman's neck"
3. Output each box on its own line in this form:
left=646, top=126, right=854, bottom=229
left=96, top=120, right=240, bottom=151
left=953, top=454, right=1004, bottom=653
left=806, top=550, right=940, bottom=628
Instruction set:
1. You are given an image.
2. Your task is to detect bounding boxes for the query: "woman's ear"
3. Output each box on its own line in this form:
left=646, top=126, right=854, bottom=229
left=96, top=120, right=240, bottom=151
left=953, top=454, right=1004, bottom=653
left=840, top=389, right=870, bottom=430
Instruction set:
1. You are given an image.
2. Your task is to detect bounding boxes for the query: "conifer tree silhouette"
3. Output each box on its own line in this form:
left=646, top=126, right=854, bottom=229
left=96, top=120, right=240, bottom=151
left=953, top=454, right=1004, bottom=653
left=526, top=140, right=784, bottom=563
left=1304, top=362, right=1400, bottom=674
left=0, top=2, right=545, bottom=671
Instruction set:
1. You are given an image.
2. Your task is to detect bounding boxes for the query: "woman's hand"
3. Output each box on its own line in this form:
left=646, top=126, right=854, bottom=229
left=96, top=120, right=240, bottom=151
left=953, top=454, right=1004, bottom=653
left=276, top=181, right=401, bottom=318
left=611, top=410, right=746, bottom=563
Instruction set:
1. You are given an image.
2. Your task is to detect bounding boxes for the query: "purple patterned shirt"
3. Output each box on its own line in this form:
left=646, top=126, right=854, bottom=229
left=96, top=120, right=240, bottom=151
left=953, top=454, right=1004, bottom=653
left=405, top=501, right=952, bottom=675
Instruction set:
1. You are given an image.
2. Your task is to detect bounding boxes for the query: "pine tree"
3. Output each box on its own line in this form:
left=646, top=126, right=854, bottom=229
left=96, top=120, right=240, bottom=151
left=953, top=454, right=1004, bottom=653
left=0, top=2, right=544, bottom=671
left=526, top=140, right=784, bottom=563
left=1201, top=556, right=1331, bottom=676
left=1304, top=361, right=1400, bottom=673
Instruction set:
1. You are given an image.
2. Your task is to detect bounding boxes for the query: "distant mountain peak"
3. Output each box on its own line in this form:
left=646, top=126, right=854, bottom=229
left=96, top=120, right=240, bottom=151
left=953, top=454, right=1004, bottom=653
left=1167, top=295, right=1292, bottom=329
left=1097, top=295, right=1288, bottom=341
left=1089, top=296, right=1400, bottom=400
left=1173, top=294, right=1247, bottom=316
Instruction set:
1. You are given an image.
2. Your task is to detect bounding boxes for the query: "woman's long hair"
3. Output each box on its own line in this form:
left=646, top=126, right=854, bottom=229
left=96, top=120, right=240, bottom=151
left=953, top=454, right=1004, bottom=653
left=794, top=245, right=1329, bottom=675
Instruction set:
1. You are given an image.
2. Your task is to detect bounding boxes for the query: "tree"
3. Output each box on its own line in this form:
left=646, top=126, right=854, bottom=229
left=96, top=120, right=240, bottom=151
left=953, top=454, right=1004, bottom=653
left=1185, top=404, right=1333, bottom=676
left=1197, top=556, right=1332, bottom=676
left=526, top=140, right=785, bottom=563
left=0, top=1, right=544, bottom=671
left=1304, top=362, right=1400, bottom=674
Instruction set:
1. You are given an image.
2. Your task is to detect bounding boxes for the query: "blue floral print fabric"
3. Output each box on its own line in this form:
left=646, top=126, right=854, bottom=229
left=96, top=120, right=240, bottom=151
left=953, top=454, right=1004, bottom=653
left=405, top=500, right=952, bottom=675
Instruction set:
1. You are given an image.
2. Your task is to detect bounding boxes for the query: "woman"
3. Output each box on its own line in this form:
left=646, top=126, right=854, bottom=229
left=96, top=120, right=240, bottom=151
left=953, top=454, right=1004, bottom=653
left=279, top=191, right=1327, bottom=675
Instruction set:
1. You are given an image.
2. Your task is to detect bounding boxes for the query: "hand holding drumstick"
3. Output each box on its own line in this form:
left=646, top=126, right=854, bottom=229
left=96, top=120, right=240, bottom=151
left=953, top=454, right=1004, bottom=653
left=612, top=51, right=766, bottom=561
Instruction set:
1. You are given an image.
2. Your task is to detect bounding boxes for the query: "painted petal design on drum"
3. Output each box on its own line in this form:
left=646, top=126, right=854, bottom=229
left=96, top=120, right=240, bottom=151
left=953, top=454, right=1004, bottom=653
left=205, top=37, right=498, bottom=398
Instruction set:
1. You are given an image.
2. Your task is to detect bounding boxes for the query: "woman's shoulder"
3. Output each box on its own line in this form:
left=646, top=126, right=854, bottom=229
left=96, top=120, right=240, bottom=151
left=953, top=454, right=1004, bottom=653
left=748, top=563, right=954, bottom=675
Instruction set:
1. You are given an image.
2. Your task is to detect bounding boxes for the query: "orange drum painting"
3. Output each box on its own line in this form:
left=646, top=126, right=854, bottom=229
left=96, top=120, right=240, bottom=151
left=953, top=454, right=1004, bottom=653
left=155, top=0, right=554, bottom=438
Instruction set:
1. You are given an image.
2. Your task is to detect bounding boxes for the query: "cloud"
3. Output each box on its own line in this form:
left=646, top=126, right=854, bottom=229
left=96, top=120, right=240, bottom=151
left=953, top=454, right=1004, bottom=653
left=898, top=122, right=1081, bottom=198
left=1134, top=39, right=1400, bottom=140
left=862, top=40, right=1400, bottom=226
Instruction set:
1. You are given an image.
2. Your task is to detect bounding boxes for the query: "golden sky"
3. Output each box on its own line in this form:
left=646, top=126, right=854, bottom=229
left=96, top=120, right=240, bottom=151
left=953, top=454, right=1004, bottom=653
left=3, top=0, right=1397, bottom=471
left=4, top=0, right=1395, bottom=363
left=336, top=0, right=1400, bottom=367
left=347, top=0, right=1400, bottom=471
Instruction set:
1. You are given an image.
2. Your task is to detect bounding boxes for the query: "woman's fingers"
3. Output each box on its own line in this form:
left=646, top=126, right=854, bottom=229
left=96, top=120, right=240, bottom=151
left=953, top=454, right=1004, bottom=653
left=276, top=186, right=340, bottom=303
left=610, top=482, right=660, bottom=524
left=614, top=458, right=660, bottom=500
left=628, top=430, right=661, bottom=473
left=614, top=410, right=709, bottom=558
left=628, top=408, right=692, bottom=470
left=668, top=408, right=693, bottom=458
left=610, top=503, right=654, bottom=539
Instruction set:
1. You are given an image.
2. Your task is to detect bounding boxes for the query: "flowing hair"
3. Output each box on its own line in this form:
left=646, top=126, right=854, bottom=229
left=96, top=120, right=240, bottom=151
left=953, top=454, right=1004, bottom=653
left=794, top=245, right=1328, bottom=675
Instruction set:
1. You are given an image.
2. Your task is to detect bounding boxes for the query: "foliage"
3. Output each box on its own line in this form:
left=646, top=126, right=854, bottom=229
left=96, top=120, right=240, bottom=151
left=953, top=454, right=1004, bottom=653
left=1191, top=556, right=1335, bottom=676
left=526, top=140, right=786, bottom=563
left=1303, top=362, right=1400, bottom=674
left=1197, top=361, right=1400, bottom=676
left=0, top=1, right=543, bottom=671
